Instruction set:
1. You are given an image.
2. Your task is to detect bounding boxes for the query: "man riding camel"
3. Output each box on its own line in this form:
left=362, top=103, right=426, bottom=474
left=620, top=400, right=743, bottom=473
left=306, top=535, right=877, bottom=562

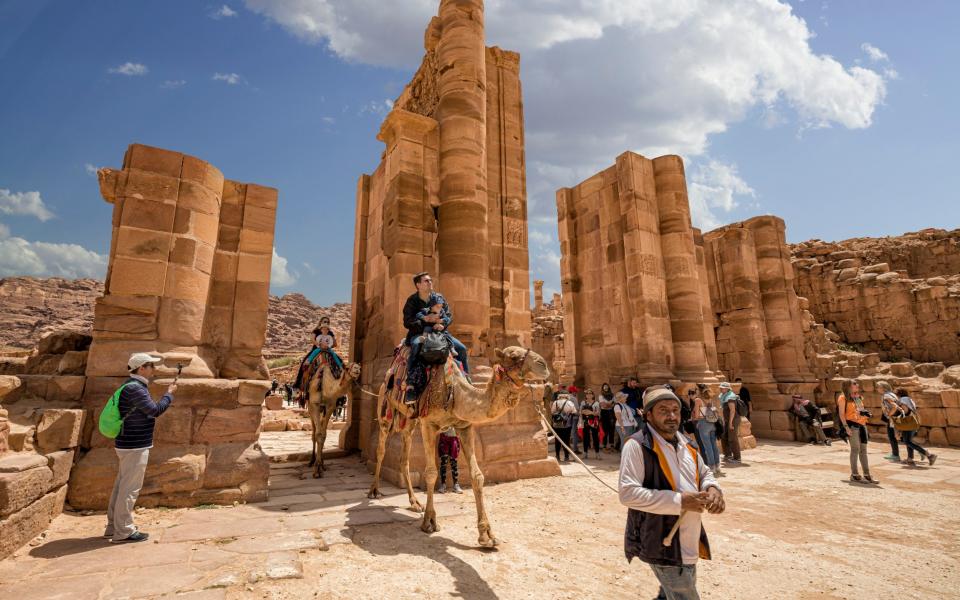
left=402, top=271, right=469, bottom=405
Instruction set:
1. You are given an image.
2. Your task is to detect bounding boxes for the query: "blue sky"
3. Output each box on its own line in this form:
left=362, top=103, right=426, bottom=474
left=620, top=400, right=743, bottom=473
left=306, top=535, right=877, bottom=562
left=1, top=1, right=957, bottom=305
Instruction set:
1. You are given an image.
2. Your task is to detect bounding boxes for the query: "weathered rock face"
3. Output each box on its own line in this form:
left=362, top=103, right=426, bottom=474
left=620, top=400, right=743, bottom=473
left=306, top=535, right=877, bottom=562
left=557, top=151, right=719, bottom=389
left=791, top=230, right=960, bottom=365
left=350, top=0, right=556, bottom=485
left=531, top=281, right=566, bottom=384
left=265, top=294, right=351, bottom=356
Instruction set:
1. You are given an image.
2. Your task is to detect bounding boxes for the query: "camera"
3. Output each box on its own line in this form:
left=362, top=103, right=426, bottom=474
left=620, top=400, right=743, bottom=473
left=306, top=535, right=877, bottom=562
left=858, top=409, right=872, bottom=418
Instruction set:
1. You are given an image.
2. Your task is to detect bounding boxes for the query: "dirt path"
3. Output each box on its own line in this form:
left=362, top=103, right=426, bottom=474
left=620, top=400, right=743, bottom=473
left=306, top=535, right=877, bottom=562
left=1, top=441, right=958, bottom=599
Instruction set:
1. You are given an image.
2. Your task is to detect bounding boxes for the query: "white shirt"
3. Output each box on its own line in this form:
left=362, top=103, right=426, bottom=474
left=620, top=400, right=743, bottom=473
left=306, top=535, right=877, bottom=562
left=316, top=333, right=335, bottom=348
left=618, top=424, right=720, bottom=565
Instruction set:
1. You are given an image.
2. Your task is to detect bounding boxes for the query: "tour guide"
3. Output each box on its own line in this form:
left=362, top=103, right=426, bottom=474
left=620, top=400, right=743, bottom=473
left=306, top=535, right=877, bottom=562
left=619, top=385, right=725, bottom=600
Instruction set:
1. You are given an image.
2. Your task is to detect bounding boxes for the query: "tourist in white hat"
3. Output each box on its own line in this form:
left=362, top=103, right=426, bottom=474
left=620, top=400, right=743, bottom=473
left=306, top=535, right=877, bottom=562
left=103, top=353, right=176, bottom=543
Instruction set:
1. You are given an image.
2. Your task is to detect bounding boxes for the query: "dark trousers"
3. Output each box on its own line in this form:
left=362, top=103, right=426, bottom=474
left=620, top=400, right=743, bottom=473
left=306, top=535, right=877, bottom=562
left=582, top=425, right=600, bottom=454
left=721, top=416, right=742, bottom=461
left=600, top=409, right=616, bottom=448
left=439, top=453, right=459, bottom=485
left=886, top=425, right=900, bottom=457
left=553, top=427, right=572, bottom=460
left=900, top=429, right=929, bottom=460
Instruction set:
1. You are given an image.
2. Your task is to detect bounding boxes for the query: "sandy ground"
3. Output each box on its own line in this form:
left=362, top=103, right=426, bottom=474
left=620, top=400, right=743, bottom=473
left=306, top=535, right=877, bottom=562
left=1, top=438, right=958, bottom=600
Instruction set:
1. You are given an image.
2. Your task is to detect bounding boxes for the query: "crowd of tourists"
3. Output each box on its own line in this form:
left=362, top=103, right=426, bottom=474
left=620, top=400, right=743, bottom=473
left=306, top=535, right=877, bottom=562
left=549, top=378, right=752, bottom=476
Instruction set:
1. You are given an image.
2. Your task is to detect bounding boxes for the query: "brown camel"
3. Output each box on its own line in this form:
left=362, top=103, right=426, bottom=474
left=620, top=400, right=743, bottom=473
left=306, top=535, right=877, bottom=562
left=306, top=360, right=361, bottom=478
left=366, top=346, right=550, bottom=547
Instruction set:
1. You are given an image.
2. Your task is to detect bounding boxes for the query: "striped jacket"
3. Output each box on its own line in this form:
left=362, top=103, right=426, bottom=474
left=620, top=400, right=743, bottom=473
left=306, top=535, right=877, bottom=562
left=115, top=376, right=173, bottom=450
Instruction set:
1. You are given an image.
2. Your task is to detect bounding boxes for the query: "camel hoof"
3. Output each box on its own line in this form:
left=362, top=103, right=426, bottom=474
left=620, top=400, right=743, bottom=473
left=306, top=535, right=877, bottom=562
left=420, top=519, right=439, bottom=534
left=409, top=502, right=424, bottom=513
left=367, top=489, right=382, bottom=500
left=313, top=470, right=323, bottom=479
left=478, top=535, right=499, bottom=548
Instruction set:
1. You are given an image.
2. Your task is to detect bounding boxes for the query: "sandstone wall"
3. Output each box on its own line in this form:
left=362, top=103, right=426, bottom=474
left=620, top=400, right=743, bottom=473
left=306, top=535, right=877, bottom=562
left=348, top=0, right=556, bottom=485
left=557, top=151, right=717, bottom=390
left=56, top=144, right=279, bottom=510
left=702, top=216, right=818, bottom=441
left=791, top=237, right=960, bottom=365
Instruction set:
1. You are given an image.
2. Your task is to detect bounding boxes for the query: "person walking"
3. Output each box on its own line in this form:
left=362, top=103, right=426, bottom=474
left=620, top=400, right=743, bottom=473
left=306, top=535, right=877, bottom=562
left=437, top=427, right=463, bottom=493
left=551, top=388, right=577, bottom=462
left=568, top=385, right=582, bottom=456
left=580, top=388, right=601, bottom=459
left=837, top=379, right=877, bottom=484
left=104, top=353, right=176, bottom=543
left=619, top=386, right=725, bottom=600
left=692, top=387, right=722, bottom=477
left=614, top=389, right=639, bottom=450
left=878, top=381, right=902, bottom=462
left=895, top=388, right=938, bottom=467
left=718, top=382, right=742, bottom=466
left=599, top=383, right=617, bottom=453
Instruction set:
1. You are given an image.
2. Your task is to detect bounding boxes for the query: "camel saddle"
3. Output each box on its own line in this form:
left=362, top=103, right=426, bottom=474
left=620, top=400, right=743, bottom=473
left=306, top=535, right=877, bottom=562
left=385, top=345, right=463, bottom=420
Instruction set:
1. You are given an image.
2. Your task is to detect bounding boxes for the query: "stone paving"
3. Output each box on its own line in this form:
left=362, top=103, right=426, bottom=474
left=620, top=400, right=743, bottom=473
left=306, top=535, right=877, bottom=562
left=259, top=430, right=342, bottom=463
left=0, top=440, right=958, bottom=599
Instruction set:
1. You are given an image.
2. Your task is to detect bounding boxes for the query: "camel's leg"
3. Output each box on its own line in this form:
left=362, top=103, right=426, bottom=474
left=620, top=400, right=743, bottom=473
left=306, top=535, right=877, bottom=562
left=367, top=421, right=390, bottom=499
left=459, top=425, right=497, bottom=547
left=401, top=427, right=424, bottom=513
left=306, top=402, right=321, bottom=471
left=419, top=421, right=440, bottom=533
left=313, top=404, right=333, bottom=478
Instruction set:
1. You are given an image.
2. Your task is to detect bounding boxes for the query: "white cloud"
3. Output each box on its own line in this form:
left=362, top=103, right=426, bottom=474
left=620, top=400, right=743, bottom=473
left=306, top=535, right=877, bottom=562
left=212, top=72, right=241, bottom=85
left=212, top=5, right=238, bottom=19
left=84, top=164, right=99, bottom=177
left=161, top=79, right=187, bottom=89
left=0, top=226, right=107, bottom=279
left=108, top=62, right=148, bottom=76
left=861, top=42, right=889, bottom=62
left=358, top=99, right=393, bottom=117
left=0, top=188, right=55, bottom=221
left=271, top=248, right=298, bottom=287
left=688, top=160, right=757, bottom=230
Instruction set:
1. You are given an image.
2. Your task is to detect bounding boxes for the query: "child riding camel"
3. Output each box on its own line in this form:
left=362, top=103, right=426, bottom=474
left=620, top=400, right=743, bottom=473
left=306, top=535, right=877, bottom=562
left=293, top=316, right=344, bottom=396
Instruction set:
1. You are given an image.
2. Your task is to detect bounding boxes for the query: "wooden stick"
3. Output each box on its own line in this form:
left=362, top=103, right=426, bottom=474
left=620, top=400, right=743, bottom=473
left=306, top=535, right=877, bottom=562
left=663, top=511, right=685, bottom=546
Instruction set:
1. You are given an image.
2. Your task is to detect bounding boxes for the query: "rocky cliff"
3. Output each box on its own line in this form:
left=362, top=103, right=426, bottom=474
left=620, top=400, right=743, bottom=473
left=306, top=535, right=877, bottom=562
left=0, top=277, right=350, bottom=356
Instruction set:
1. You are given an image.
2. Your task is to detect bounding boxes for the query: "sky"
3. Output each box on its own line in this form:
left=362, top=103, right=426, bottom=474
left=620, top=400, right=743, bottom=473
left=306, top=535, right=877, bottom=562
left=1, top=0, right=958, bottom=305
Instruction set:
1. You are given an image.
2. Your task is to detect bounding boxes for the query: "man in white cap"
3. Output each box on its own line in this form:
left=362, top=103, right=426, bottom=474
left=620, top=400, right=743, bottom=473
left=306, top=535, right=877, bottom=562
left=104, top=353, right=176, bottom=543
left=619, top=385, right=724, bottom=600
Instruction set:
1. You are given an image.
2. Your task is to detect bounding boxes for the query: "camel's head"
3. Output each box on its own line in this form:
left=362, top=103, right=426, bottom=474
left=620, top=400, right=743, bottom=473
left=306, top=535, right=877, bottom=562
left=494, top=346, right=550, bottom=381
left=347, top=362, right=362, bottom=380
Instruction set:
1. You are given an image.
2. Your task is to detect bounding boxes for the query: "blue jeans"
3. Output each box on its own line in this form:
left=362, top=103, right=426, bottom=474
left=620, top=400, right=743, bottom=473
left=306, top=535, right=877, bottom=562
left=651, top=564, right=699, bottom=600
left=406, top=331, right=470, bottom=378
left=900, top=429, right=928, bottom=460
left=695, top=420, right=720, bottom=467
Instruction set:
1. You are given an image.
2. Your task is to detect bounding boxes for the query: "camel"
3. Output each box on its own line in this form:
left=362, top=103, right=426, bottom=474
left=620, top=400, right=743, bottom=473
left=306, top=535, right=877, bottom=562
left=367, top=345, right=550, bottom=548
left=305, top=359, right=361, bottom=478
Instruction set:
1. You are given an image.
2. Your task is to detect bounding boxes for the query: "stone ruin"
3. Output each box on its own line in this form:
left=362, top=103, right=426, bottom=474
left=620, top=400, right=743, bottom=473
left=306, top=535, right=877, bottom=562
left=531, top=280, right=566, bottom=384
left=553, top=154, right=960, bottom=447
left=0, top=144, right=277, bottom=557
left=348, top=0, right=559, bottom=486
left=791, top=229, right=960, bottom=365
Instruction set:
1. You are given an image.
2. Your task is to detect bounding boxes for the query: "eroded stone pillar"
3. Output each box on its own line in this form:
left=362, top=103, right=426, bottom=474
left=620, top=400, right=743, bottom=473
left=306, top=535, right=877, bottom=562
left=615, top=152, right=674, bottom=381
left=436, top=0, right=489, bottom=355
left=533, top=280, right=544, bottom=312
left=653, top=156, right=712, bottom=380
left=694, top=236, right=720, bottom=373
left=745, top=216, right=814, bottom=383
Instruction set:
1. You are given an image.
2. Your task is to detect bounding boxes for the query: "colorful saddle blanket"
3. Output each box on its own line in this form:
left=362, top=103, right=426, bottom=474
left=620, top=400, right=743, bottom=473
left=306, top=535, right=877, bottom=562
left=299, top=348, right=343, bottom=402
left=384, top=345, right=464, bottom=421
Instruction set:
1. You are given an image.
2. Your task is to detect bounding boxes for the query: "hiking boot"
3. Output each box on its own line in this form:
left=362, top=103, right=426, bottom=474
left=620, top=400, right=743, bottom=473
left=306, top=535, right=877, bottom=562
left=438, top=484, right=446, bottom=494
left=849, top=474, right=863, bottom=483
left=453, top=483, right=463, bottom=494
left=928, top=453, right=938, bottom=466
left=904, top=459, right=916, bottom=466
left=112, top=531, right=149, bottom=544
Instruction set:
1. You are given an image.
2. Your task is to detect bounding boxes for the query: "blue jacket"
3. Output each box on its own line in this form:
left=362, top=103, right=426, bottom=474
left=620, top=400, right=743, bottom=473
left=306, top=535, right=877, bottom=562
left=115, top=377, right=173, bottom=450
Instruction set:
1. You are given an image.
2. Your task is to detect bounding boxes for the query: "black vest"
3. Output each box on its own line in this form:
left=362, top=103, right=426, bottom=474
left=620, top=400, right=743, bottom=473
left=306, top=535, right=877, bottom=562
left=624, top=428, right=712, bottom=566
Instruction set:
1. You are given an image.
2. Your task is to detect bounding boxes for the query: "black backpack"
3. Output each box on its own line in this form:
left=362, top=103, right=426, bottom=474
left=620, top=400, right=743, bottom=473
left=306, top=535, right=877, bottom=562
left=419, top=331, right=452, bottom=365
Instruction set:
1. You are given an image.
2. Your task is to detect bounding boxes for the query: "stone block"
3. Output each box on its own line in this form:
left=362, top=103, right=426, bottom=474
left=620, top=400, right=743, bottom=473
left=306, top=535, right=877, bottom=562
left=38, top=331, right=92, bottom=356
left=108, top=257, right=167, bottom=296
left=0, top=464, right=53, bottom=518
left=46, top=376, right=86, bottom=404
left=915, top=362, right=945, bottom=378
left=945, top=408, right=960, bottom=427
left=863, top=263, right=889, bottom=274
left=941, top=390, right=960, bottom=408
left=889, top=363, right=914, bottom=377
left=202, top=442, right=269, bottom=490
left=177, top=179, right=221, bottom=216
left=46, top=450, right=75, bottom=488
left=265, top=395, right=283, bottom=410
left=124, top=143, right=184, bottom=178
left=0, top=453, right=47, bottom=473
left=236, top=253, right=272, bottom=283
left=148, top=378, right=239, bottom=409
left=153, top=407, right=194, bottom=445
left=769, top=411, right=793, bottom=431
left=192, top=406, right=261, bottom=444
left=927, top=427, right=947, bottom=446
left=237, top=381, right=272, bottom=406
left=35, top=409, right=84, bottom=453
left=57, top=351, right=88, bottom=375
left=0, top=485, right=67, bottom=560
left=115, top=227, right=173, bottom=261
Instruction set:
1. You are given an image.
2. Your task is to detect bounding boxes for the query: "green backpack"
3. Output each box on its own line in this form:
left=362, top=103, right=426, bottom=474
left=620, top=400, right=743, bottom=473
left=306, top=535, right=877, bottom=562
left=98, top=382, right=136, bottom=439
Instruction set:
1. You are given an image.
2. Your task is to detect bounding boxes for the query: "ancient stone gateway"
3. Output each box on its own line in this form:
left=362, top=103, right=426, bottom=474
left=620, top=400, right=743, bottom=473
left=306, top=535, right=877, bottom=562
left=66, top=143, right=276, bottom=509
left=347, top=0, right=558, bottom=486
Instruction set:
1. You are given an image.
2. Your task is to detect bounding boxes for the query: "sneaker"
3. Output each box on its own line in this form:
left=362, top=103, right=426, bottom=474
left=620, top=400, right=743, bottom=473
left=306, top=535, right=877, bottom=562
left=112, top=531, right=149, bottom=544
left=864, top=475, right=880, bottom=484
left=453, top=483, right=463, bottom=494
left=438, top=484, right=447, bottom=494
left=928, top=453, right=938, bottom=466
left=102, top=530, right=114, bottom=539
left=883, top=453, right=899, bottom=461
left=849, top=474, right=864, bottom=483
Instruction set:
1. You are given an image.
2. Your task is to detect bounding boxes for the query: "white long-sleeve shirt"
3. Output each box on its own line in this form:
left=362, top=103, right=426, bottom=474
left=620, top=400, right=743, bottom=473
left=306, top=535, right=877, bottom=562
left=618, top=424, right=721, bottom=565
